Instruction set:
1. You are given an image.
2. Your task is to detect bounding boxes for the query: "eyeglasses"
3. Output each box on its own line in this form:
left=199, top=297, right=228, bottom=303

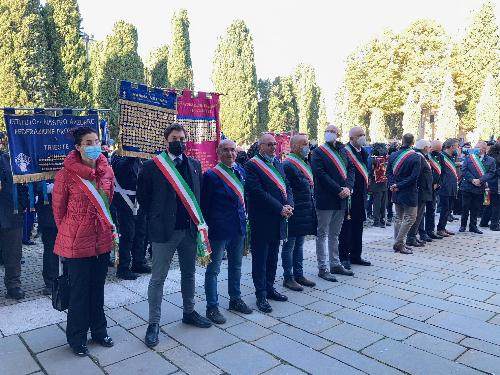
left=265, top=142, right=277, bottom=147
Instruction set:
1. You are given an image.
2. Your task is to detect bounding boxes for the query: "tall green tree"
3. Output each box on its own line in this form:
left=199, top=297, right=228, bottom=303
left=476, top=73, right=500, bottom=140
left=212, top=20, right=259, bottom=144
left=92, top=21, right=144, bottom=136
left=402, top=90, right=421, bottom=136
left=333, top=82, right=358, bottom=142
left=316, top=94, right=328, bottom=143
left=369, top=108, right=386, bottom=142
left=43, top=0, right=90, bottom=107
left=436, top=72, right=460, bottom=140
left=145, top=45, right=169, bottom=88
left=168, top=9, right=193, bottom=90
left=294, top=64, right=321, bottom=139
left=257, top=78, right=271, bottom=133
left=267, top=76, right=298, bottom=134
left=0, top=0, right=53, bottom=116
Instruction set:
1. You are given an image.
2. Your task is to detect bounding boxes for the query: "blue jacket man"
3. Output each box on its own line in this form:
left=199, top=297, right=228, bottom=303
left=245, top=133, right=293, bottom=313
left=201, top=139, right=252, bottom=324
left=459, top=141, right=496, bottom=233
left=386, top=134, right=421, bottom=254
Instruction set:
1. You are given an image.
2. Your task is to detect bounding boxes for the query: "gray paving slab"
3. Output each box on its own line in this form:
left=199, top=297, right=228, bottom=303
left=356, top=291, right=408, bottom=311
left=445, top=284, right=495, bottom=302
left=393, top=302, right=440, bottom=321
left=105, top=351, right=178, bottom=374
left=262, top=365, right=306, bottom=374
left=322, top=344, right=405, bottom=375
left=319, top=322, right=383, bottom=350
left=270, top=323, right=331, bottom=350
left=305, top=300, right=343, bottom=314
left=128, top=324, right=179, bottom=353
left=21, top=324, right=66, bottom=353
left=368, top=284, right=418, bottom=300
left=206, top=342, right=280, bottom=375
left=281, top=309, right=341, bottom=334
left=457, top=349, right=500, bottom=374
left=327, top=284, right=369, bottom=300
left=409, top=276, right=455, bottom=292
left=403, top=332, right=467, bottom=360
left=126, top=300, right=183, bottom=325
left=37, top=345, right=103, bottom=375
left=356, top=305, right=398, bottom=320
left=254, top=333, right=364, bottom=375
left=0, top=335, right=41, bottom=375
left=226, top=321, right=272, bottom=341
left=362, top=338, right=482, bottom=375
left=307, top=289, right=363, bottom=309
left=460, top=337, right=500, bottom=357
left=331, top=308, right=414, bottom=340
left=267, top=299, right=304, bottom=318
left=163, top=346, right=222, bottom=375
left=371, top=268, right=417, bottom=283
left=283, top=290, right=320, bottom=306
left=105, top=307, right=146, bottom=329
left=392, top=316, right=465, bottom=343
left=163, top=321, right=239, bottom=355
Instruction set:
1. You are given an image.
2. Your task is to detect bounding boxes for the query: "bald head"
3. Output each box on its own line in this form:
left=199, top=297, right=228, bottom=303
left=324, top=125, right=340, bottom=144
left=430, top=140, right=442, bottom=153
left=258, top=133, right=277, bottom=158
left=290, top=134, right=309, bottom=157
left=349, top=126, right=366, bottom=148
left=476, top=141, right=488, bottom=155
left=217, top=139, right=237, bottom=167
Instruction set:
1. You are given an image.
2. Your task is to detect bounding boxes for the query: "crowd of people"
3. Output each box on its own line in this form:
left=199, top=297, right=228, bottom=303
left=0, top=123, right=499, bottom=357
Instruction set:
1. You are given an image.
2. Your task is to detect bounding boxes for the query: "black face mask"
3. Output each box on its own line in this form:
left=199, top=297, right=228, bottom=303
left=168, top=141, right=186, bottom=156
left=431, top=150, right=440, bottom=156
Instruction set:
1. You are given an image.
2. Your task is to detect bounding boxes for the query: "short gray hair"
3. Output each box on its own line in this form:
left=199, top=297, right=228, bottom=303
left=415, top=139, right=430, bottom=150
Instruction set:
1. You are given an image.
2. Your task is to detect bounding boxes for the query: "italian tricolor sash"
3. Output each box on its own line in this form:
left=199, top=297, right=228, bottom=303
left=212, top=163, right=245, bottom=208
left=345, top=144, right=369, bottom=187
left=318, top=144, right=347, bottom=180
left=418, top=153, right=431, bottom=169
left=429, top=156, right=441, bottom=175
left=469, top=154, right=486, bottom=177
left=442, top=153, right=458, bottom=181
left=153, top=152, right=211, bottom=261
left=250, top=156, right=287, bottom=199
left=286, top=153, right=314, bottom=185
left=392, top=149, right=416, bottom=175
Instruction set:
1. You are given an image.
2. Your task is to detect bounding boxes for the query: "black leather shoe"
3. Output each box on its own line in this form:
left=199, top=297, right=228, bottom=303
left=330, top=265, right=354, bottom=276
left=131, top=264, right=152, bottom=274
left=256, top=297, right=272, bottom=313
left=206, top=307, right=227, bottom=324
left=490, top=226, right=500, bottom=231
left=267, top=289, right=288, bottom=302
left=459, top=226, right=466, bottom=232
left=295, top=276, right=316, bottom=287
left=71, top=344, right=89, bottom=357
left=116, top=268, right=137, bottom=280
left=350, top=258, right=371, bottom=266
left=479, top=223, right=489, bottom=228
left=183, top=311, right=212, bottom=328
left=145, top=323, right=160, bottom=348
left=42, top=286, right=51, bottom=295
left=229, top=298, right=252, bottom=314
left=406, top=238, right=424, bottom=247
left=341, top=260, right=352, bottom=270
left=469, top=227, right=483, bottom=234
left=6, top=287, right=25, bottom=300
left=420, top=234, right=432, bottom=242
left=427, top=232, right=442, bottom=239
left=94, top=336, right=114, bottom=347
left=415, top=238, right=426, bottom=245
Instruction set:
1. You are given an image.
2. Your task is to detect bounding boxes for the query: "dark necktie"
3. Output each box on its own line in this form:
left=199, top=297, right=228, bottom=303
left=174, top=157, right=181, bottom=167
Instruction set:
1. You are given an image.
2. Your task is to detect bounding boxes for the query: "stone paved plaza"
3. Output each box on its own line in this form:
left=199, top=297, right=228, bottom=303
left=1, top=220, right=500, bottom=374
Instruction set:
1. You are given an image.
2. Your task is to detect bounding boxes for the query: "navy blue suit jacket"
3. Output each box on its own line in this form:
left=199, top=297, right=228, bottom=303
left=460, top=154, right=496, bottom=195
left=439, top=152, right=458, bottom=197
left=386, top=146, right=421, bottom=207
left=245, top=154, right=293, bottom=242
left=201, top=164, right=247, bottom=241
left=345, top=143, right=369, bottom=221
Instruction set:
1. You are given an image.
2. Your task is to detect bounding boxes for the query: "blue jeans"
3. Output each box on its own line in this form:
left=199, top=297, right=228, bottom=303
left=281, top=236, right=304, bottom=281
left=205, top=236, right=244, bottom=308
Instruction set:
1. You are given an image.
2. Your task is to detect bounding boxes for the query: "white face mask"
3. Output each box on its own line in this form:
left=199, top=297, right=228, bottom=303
left=324, top=132, right=337, bottom=143
left=357, top=135, right=367, bottom=147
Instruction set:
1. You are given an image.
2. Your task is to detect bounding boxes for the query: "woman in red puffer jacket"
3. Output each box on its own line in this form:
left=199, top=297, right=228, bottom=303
left=52, top=126, right=115, bottom=357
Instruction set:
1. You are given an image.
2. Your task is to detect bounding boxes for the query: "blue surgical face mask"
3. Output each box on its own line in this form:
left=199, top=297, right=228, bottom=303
left=300, top=145, right=310, bottom=158
left=84, top=145, right=102, bottom=160
left=468, top=148, right=480, bottom=155
left=452, top=149, right=458, bottom=156
left=324, top=132, right=337, bottom=143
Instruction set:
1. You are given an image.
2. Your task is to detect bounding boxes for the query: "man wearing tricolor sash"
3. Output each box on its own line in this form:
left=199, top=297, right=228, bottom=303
left=282, top=134, right=317, bottom=290
left=459, top=141, right=496, bottom=234
left=311, top=125, right=355, bottom=282
left=386, top=133, right=421, bottom=254
left=201, top=139, right=252, bottom=324
left=245, top=133, right=294, bottom=313
left=137, top=123, right=212, bottom=349
left=339, top=127, right=372, bottom=268
left=436, top=139, right=460, bottom=237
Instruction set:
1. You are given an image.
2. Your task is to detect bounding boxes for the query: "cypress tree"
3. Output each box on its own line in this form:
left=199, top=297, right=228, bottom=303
left=168, top=9, right=193, bottom=90
left=0, top=0, right=53, bottom=114
left=294, top=64, right=321, bottom=140
left=369, top=108, right=386, bottom=142
left=43, top=0, right=90, bottom=107
left=317, top=94, right=328, bottom=143
left=402, top=90, right=422, bottom=137
left=333, top=83, right=358, bottom=142
left=476, top=73, right=500, bottom=140
left=257, top=78, right=272, bottom=133
left=212, top=20, right=259, bottom=144
left=267, top=76, right=298, bottom=134
left=145, top=45, right=169, bottom=88
left=436, top=72, right=460, bottom=140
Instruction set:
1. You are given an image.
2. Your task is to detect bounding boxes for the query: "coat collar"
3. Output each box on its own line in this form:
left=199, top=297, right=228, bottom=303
left=63, top=150, right=109, bottom=180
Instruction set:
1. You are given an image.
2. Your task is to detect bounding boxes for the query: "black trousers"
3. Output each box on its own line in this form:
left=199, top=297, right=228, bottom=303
left=461, top=191, right=483, bottom=229
left=116, top=208, right=147, bottom=270
left=490, top=194, right=500, bottom=228
left=0, top=227, right=22, bottom=290
left=372, top=190, right=387, bottom=223
left=251, top=239, right=280, bottom=299
left=419, top=193, right=437, bottom=235
left=339, top=219, right=364, bottom=262
left=386, top=189, right=393, bottom=219
left=66, top=253, right=109, bottom=347
left=437, top=195, right=454, bottom=231
left=41, top=227, right=58, bottom=289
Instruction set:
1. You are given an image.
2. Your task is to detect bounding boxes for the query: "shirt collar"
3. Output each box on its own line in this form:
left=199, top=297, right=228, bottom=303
left=168, top=152, right=183, bottom=161
left=349, top=142, right=361, bottom=152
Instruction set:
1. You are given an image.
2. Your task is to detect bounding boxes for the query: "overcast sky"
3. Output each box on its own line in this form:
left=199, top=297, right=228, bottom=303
left=79, top=0, right=495, bottom=118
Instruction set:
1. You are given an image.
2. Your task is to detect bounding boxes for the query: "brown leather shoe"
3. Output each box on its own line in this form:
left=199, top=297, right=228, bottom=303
left=393, top=244, right=413, bottom=254
left=436, top=230, right=450, bottom=237
left=283, top=279, right=304, bottom=291
left=295, top=276, right=316, bottom=287
left=444, top=229, right=455, bottom=235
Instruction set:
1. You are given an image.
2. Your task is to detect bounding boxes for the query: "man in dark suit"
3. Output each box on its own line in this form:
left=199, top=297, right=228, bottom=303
left=137, top=123, right=212, bottom=348
left=339, top=127, right=371, bottom=269
left=201, top=139, right=252, bottom=324
left=386, top=133, right=421, bottom=254
left=406, top=139, right=433, bottom=247
left=312, top=125, right=355, bottom=282
left=112, top=155, right=150, bottom=280
left=459, top=141, right=496, bottom=234
left=245, top=133, right=294, bottom=313
left=0, top=133, right=28, bottom=300
left=436, top=138, right=460, bottom=237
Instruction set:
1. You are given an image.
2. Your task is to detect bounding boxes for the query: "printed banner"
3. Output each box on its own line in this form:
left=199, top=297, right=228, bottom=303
left=4, top=111, right=98, bottom=183
left=177, top=90, right=220, bottom=171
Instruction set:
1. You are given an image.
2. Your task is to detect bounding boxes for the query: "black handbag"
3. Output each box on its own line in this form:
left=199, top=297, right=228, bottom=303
left=52, top=257, right=69, bottom=311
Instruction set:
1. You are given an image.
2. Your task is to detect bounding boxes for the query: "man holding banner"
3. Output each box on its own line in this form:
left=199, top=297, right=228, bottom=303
left=137, top=123, right=212, bottom=349
left=245, top=133, right=293, bottom=313
left=459, top=141, right=496, bottom=233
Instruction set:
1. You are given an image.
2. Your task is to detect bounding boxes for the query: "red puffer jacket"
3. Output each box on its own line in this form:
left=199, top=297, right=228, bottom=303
left=52, top=151, right=115, bottom=258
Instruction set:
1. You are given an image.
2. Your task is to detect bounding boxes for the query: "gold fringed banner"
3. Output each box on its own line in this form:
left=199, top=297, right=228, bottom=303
left=12, top=171, right=57, bottom=184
